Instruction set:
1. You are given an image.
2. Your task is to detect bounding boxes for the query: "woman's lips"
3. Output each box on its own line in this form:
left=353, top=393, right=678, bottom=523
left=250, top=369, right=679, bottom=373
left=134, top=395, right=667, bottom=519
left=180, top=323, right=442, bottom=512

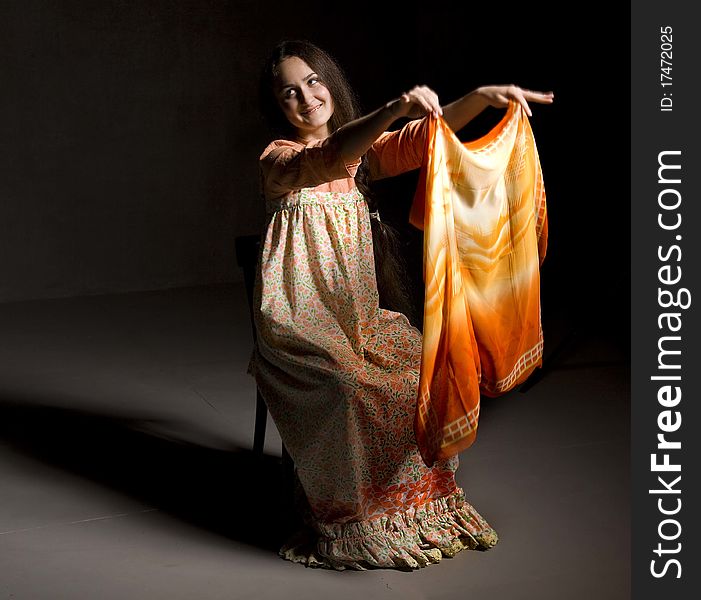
left=301, top=104, right=322, bottom=115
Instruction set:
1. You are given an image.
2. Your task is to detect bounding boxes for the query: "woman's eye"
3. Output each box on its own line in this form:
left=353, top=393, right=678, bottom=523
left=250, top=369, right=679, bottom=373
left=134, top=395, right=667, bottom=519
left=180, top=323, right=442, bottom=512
left=308, top=78, right=318, bottom=86
left=284, top=89, right=296, bottom=99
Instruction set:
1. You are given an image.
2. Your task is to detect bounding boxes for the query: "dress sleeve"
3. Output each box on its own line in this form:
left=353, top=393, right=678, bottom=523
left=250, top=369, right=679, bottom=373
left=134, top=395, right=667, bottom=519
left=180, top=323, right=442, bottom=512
left=366, top=117, right=429, bottom=181
left=260, top=137, right=361, bottom=199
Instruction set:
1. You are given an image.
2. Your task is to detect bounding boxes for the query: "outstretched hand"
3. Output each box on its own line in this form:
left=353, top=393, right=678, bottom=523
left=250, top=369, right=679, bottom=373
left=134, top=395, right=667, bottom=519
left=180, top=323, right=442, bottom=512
left=390, top=85, right=443, bottom=120
left=476, top=85, right=554, bottom=117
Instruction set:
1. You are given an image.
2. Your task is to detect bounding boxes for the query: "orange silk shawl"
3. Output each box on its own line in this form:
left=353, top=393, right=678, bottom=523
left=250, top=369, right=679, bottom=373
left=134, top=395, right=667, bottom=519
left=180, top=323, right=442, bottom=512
left=410, top=102, right=548, bottom=466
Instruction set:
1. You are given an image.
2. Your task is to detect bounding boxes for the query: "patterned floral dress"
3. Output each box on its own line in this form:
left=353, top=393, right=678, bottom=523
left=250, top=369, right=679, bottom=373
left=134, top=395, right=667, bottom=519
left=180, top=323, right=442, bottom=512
left=249, top=117, right=498, bottom=570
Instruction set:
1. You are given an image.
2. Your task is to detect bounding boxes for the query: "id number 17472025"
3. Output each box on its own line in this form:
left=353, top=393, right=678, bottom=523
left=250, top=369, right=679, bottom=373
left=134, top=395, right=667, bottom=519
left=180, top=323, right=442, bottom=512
left=660, top=26, right=673, bottom=112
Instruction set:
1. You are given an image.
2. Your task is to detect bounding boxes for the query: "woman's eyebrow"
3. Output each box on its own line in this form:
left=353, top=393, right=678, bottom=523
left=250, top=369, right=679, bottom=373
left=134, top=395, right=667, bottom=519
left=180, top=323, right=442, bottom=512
left=279, top=72, right=317, bottom=91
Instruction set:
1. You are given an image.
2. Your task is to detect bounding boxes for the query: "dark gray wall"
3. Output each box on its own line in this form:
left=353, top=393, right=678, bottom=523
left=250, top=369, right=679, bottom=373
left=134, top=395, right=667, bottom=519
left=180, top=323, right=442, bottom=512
left=0, top=1, right=413, bottom=303
left=1, top=0, right=628, bottom=329
left=1, top=1, right=269, bottom=302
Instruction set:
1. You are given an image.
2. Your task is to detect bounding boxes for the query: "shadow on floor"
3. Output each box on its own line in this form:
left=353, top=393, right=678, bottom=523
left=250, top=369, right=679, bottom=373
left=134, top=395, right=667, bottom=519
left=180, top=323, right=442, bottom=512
left=0, top=395, right=297, bottom=553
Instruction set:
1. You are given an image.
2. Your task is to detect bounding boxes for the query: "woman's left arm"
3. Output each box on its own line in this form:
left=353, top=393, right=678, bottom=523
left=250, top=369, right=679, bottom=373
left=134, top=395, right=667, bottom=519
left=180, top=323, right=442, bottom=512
left=442, top=85, right=554, bottom=132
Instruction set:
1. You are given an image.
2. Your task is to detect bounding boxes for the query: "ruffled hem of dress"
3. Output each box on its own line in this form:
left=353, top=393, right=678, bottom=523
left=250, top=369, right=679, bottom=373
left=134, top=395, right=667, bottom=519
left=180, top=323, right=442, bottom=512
left=278, top=489, right=498, bottom=571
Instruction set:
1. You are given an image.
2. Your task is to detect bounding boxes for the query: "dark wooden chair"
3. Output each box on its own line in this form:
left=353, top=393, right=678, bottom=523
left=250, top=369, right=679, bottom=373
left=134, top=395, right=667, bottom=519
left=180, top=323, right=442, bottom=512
left=234, top=233, right=268, bottom=455
left=234, top=234, right=294, bottom=479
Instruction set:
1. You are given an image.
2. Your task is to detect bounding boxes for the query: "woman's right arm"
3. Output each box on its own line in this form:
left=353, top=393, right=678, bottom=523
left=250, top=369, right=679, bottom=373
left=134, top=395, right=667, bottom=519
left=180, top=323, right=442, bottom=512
left=261, top=87, right=442, bottom=197
left=333, top=86, right=442, bottom=164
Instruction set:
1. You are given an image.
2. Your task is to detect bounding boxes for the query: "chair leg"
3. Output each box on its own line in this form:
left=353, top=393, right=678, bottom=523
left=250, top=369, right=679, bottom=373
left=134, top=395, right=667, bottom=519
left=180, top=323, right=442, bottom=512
left=253, top=390, right=267, bottom=456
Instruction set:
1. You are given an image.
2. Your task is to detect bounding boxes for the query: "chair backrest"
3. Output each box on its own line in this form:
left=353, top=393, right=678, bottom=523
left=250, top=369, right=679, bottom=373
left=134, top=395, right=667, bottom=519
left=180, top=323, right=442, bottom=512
left=235, top=234, right=262, bottom=333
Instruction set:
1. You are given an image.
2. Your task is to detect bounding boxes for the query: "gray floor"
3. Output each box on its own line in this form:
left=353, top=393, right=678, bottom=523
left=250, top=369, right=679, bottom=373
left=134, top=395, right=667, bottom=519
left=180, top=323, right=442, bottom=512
left=0, top=283, right=630, bottom=599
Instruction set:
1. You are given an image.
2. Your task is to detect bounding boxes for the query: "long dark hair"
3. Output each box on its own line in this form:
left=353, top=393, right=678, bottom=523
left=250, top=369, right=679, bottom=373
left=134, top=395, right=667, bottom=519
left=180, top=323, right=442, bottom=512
left=259, top=40, right=415, bottom=320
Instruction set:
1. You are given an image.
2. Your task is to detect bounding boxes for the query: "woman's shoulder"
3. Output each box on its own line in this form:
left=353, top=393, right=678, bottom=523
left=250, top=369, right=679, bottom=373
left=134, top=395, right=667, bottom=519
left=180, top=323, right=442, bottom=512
left=259, top=138, right=304, bottom=161
left=259, top=137, right=328, bottom=163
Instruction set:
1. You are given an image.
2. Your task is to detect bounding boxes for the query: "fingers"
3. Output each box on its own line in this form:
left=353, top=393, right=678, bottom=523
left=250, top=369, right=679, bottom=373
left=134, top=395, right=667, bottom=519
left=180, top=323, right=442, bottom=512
left=404, top=85, right=443, bottom=117
left=522, top=89, right=555, bottom=104
left=502, top=85, right=531, bottom=117
left=508, top=86, right=554, bottom=117
left=515, top=90, right=532, bottom=117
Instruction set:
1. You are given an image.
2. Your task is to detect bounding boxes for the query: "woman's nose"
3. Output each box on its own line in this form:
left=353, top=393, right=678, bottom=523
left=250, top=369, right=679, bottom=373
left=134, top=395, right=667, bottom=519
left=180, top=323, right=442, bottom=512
left=299, top=87, right=314, bottom=106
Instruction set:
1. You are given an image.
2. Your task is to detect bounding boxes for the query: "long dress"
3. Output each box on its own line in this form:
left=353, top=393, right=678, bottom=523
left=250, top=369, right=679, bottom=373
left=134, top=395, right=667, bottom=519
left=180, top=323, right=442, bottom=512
left=249, top=117, right=498, bottom=570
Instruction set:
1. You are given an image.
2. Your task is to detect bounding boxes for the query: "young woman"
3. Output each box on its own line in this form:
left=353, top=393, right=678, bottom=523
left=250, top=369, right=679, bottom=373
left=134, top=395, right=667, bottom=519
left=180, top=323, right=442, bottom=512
left=250, top=40, right=553, bottom=570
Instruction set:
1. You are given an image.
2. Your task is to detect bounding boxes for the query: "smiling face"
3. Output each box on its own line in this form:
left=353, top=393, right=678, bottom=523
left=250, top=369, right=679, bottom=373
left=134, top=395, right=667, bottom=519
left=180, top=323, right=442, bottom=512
left=274, top=56, right=335, bottom=142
